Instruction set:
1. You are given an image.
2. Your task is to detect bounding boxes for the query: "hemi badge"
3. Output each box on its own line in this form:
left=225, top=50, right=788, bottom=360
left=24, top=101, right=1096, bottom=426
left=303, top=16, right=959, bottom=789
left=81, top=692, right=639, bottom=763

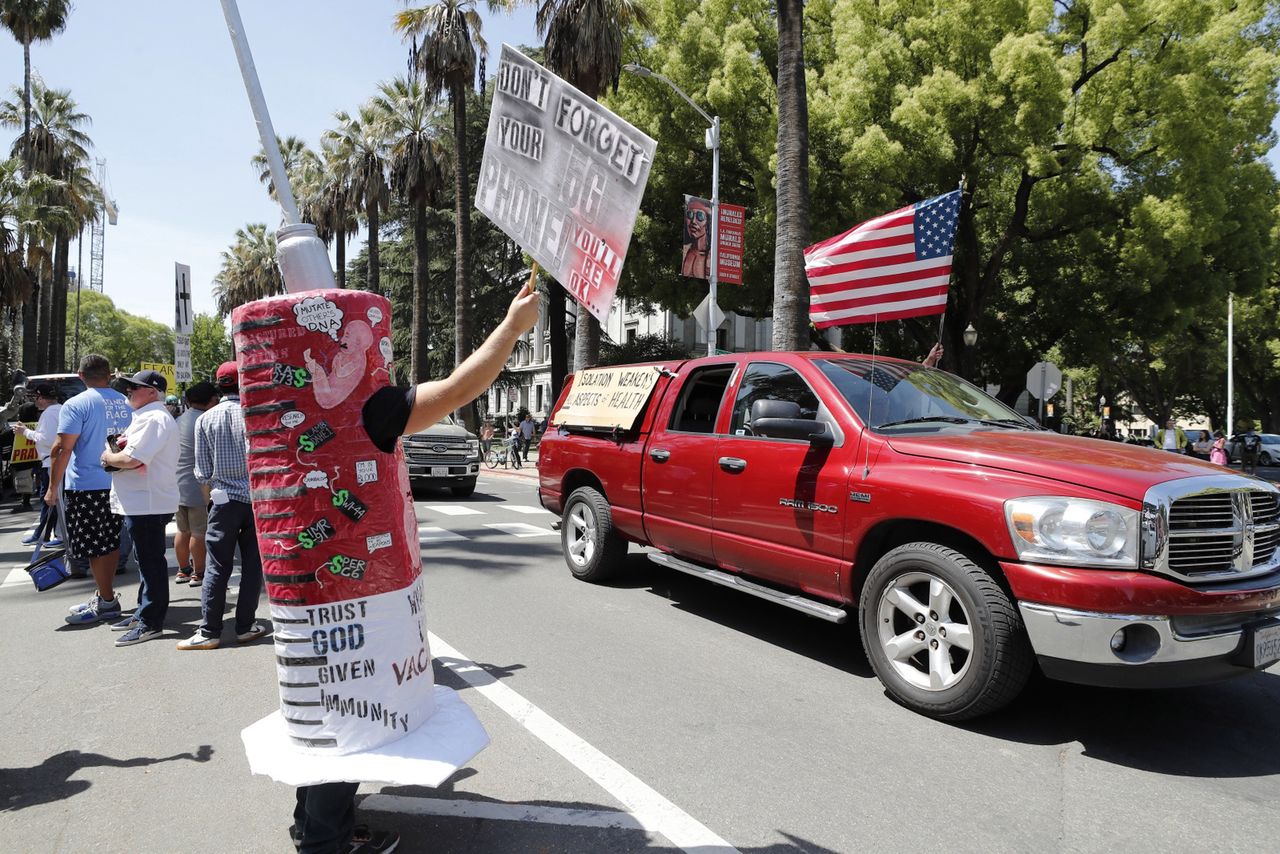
left=849, top=492, right=872, bottom=504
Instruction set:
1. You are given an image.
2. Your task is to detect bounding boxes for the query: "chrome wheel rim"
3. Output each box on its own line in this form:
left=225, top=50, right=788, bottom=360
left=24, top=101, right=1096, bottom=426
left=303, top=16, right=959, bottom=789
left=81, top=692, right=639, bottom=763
left=566, top=501, right=597, bottom=568
left=876, top=571, right=974, bottom=692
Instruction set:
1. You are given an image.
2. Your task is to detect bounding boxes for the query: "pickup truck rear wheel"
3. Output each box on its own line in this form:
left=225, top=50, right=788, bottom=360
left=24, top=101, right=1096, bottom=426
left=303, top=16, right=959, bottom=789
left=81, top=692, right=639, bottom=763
left=859, top=542, right=1031, bottom=720
left=561, top=486, right=627, bottom=582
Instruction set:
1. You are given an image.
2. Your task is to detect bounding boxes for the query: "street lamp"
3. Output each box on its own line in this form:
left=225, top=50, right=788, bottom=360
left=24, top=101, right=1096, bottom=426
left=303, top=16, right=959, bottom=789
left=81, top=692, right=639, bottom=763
left=623, top=63, right=720, bottom=357
left=962, top=323, right=978, bottom=347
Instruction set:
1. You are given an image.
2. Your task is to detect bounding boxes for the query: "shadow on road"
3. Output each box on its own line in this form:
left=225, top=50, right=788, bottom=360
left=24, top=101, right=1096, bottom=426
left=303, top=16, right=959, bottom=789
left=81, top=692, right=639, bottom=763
left=0, top=745, right=214, bottom=812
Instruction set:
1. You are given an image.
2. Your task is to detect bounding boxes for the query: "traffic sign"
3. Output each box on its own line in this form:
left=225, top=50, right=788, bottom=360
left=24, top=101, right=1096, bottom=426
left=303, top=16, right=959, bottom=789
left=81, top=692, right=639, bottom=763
left=1026, top=361, right=1061, bottom=400
left=692, top=292, right=725, bottom=332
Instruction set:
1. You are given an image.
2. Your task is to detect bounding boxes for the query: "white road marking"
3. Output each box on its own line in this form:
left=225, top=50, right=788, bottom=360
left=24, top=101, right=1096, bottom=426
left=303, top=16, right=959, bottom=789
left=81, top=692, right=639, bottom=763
left=418, top=526, right=468, bottom=543
left=2, top=566, right=28, bottom=588
left=483, top=522, right=555, bottom=538
left=505, top=505, right=553, bottom=515
left=431, top=505, right=485, bottom=517
left=429, top=632, right=739, bottom=854
left=360, top=795, right=646, bottom=831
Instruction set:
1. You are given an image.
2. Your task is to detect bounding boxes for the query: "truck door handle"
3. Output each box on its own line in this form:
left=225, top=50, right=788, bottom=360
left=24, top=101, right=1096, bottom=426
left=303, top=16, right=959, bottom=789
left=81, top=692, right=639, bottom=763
left=719, top=456, right=747, bottom=473
left=649, top=449, right=670, bottom=463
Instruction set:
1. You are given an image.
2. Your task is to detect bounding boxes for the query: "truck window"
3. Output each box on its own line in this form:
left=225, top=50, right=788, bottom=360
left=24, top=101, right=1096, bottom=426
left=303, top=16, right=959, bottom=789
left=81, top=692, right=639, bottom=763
left=668, top=365, right=734, bottom=434
left=729, top=363, right=820, bottom=436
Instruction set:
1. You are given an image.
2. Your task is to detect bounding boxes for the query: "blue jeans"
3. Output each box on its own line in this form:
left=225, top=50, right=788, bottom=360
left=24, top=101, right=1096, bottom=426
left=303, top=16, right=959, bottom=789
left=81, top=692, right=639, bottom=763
left=200, top=500, right=263, bottom=638
left=33, top=468, right=56, bottom=538
left=293, top=782, right=359, bottom=853
left=127, top=513, right=173, bottom=630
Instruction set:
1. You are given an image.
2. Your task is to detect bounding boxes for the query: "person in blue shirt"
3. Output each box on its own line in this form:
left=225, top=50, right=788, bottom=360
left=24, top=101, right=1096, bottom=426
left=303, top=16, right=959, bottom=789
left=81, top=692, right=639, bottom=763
left=46, top=354, right=134, bottom=625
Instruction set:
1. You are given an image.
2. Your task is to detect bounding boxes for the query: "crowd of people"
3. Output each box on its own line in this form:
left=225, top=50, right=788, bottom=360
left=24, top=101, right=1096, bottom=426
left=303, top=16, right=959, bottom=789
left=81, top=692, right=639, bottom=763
left=478, top=412, right=540, bottom=468
left=10, top=355, right=266, bottom=649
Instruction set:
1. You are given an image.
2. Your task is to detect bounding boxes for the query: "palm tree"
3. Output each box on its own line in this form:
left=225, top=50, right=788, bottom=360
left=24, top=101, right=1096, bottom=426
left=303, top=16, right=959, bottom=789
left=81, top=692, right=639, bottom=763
left=250, top=134, right=315, bottom=207
left=535, top=0, right=650, bottom=377
left=771, top=0, right=811, bottom=351
left=0, top=157, right=35, bottom=308
left=396, top=0, right=509, bottom=391
left=50, top=159, right=97, bottom=369
left=213, top=224, right=283, bottom=317
left=0, top=0, right=70, bottom=173
left=372, top=76, right=447, bottom=382
left=0, top=76, right=88, bottom=370
left=323, top=105, right=389, bottom=296
left=314, top=136, right=358, bottom=288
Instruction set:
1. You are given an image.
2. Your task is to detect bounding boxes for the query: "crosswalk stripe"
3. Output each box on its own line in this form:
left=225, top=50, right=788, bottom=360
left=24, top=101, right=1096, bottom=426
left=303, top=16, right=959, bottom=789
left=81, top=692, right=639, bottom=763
left=418, top=526, right=468, bottom=543
left=431, top=505, right=485, bottom=517
left=483, top=522, right=556, bottom=538
left=506, top=505, right=553, bottom=515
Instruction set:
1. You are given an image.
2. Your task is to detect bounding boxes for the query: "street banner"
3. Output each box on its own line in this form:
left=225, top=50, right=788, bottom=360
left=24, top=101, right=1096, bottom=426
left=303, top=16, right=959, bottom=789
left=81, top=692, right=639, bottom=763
left=552, top=365, right=661, bottom=430
left=679, top=197, right=745, bottom=285
left=476, top=44, right=657, bottom=324
left=8, top=423, right=37, bottom=465
left=175, top=263, right=193, bottom=334
left=175, top=334, right=192, bottom=382
left=140, top=361, right=177, bottom=393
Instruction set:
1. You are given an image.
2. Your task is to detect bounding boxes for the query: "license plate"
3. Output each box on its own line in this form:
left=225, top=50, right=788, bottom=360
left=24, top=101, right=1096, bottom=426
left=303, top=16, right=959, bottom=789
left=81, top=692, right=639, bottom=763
left=1249, top=620, right=1280, bottom=669
left=431, top=466, right=450, bottom=477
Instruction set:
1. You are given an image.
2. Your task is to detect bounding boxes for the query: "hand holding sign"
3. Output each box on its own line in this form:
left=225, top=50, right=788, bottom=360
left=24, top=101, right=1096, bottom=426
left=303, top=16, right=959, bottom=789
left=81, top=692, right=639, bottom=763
left=505, top=265, right=542, bottom=335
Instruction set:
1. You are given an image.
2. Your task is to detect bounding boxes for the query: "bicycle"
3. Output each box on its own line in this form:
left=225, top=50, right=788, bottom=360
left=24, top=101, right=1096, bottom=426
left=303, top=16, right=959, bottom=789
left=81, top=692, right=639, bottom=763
left=485, top=441, right=523, bottom=470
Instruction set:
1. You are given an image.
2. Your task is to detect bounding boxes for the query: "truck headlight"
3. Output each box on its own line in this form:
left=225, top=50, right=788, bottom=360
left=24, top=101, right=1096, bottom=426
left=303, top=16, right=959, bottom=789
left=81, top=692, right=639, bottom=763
left=467, top=439, right=480, bottom=457
left=1004, top=497, right=1139, bottom=568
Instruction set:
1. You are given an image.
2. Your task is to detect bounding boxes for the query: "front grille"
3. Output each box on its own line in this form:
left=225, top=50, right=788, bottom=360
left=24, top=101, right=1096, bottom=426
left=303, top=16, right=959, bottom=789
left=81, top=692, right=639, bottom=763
left=404, top=434, right=467, bottom=446
left=1165, top=489, right=1280, bottom=579
left=404, top=452, right=467, bottom=465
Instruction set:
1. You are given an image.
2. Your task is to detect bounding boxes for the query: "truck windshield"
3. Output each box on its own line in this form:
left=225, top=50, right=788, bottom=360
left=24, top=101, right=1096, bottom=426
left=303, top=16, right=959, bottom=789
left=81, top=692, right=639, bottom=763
left=816, top=358, right=1032, bottom=432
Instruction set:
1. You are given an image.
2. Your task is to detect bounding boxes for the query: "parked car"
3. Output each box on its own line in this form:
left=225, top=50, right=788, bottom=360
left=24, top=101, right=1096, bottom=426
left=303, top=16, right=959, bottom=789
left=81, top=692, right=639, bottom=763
left=1226, top=432, right=1280, bottom=465
left=538, top=352, right=1280, bottom=720
left=401, top=414, right=480, bottom=497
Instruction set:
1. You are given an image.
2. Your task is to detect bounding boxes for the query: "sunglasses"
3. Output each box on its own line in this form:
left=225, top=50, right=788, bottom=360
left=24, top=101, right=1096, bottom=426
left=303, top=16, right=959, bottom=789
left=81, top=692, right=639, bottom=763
left=686, top=210, right=709, bottom=223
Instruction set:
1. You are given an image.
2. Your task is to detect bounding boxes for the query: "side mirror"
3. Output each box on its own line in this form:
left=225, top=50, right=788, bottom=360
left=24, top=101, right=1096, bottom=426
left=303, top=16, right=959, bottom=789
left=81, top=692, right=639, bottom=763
left=753, top=417, right=833, bottom=445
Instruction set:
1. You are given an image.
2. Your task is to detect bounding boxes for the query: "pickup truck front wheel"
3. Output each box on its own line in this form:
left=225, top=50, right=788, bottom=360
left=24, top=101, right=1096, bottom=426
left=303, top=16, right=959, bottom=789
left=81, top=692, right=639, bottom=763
left=859, top=542, right=1031, bottom=720
left=561, top=487, right=627, bottom=582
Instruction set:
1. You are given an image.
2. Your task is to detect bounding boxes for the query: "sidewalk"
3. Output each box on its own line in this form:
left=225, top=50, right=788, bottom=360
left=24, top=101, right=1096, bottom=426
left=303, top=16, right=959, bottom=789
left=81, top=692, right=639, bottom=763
left=482, top=449, right=539, bottom=481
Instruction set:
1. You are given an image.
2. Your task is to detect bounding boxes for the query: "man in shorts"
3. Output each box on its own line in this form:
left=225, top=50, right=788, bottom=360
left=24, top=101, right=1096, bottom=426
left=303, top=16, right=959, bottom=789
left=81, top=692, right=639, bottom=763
left=48, top=355, right=133, bottom=625
left=174, top=382, right=219, bottom=585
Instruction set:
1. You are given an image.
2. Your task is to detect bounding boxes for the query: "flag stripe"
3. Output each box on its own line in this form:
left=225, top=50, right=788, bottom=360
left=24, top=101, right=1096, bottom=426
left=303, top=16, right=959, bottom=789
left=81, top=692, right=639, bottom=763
left=804, top=190, right=961, bottom=328
left=808, top=256, right=952, bottom=290
left=810, top=278, right=952, bottom=308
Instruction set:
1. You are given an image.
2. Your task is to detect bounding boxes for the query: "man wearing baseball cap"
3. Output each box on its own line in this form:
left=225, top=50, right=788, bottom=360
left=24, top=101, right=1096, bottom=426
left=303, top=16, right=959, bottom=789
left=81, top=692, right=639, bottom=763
left=179, top=361, right=266, bottom=650
left=102, top=369, right=181, bottom=646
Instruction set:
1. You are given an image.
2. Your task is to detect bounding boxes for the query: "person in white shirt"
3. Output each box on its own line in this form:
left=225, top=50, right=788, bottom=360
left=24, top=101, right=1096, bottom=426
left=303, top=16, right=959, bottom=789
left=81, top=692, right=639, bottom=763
left=16, top=382, right=62, bottom=546
left=101, top=370, right=181, bottom=647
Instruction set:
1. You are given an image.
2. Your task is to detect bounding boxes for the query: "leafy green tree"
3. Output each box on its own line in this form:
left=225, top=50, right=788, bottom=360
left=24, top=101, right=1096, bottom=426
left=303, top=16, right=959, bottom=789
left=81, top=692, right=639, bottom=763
left=213, top=224, right=284, bottom=317
left=372, top=77, right=447, bottom=382
left=189, top=311, right=231, bottom=383
left=0, top=0, right=69, bottom=172
left=598, top=331, right=695, bottom=366
left=324, top=104, right=390, bottom=295
left=66, top=289, right=173, bottom=371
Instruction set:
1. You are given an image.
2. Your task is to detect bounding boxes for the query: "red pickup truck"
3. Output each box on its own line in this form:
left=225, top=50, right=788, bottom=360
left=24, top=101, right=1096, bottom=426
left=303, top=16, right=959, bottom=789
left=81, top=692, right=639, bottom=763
left=536, top=352, right=1280, bottom=719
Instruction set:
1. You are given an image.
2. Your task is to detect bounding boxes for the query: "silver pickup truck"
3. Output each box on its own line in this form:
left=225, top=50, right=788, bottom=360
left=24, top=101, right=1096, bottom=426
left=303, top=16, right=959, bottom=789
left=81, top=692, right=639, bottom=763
left=400, top=414, right=481, bottom=497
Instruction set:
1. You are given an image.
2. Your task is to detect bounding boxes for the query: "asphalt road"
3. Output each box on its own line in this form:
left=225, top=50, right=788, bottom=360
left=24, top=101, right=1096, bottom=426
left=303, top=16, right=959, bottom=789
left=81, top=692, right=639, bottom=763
left=3, top=471, right=1280, bottom=853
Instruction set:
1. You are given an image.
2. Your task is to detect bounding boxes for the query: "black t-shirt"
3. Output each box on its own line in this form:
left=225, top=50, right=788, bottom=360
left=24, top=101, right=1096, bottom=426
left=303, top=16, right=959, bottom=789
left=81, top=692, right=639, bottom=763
left=362, top=386, right=416, bottom=453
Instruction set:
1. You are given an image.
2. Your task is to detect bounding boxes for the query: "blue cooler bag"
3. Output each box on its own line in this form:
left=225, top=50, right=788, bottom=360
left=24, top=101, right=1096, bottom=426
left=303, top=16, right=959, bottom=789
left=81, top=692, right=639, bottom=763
left=25, top=513, right=70, bottom=591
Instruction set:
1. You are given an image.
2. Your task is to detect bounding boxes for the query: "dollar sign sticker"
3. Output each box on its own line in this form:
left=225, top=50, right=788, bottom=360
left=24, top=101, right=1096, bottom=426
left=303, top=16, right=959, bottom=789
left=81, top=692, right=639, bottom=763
left=298, top=532, right=315, bottom=549
left=332, top=489, right=348, bottom=508
left=294, top=368, right=309, bottom=388
left=299, top=435, right=315, bottom=452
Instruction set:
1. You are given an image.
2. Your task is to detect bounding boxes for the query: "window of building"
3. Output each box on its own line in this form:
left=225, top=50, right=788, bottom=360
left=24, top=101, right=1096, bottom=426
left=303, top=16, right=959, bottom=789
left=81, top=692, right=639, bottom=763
left=626, top=324, right=638, bottom=344
left=716, top=328, right=728, bottom=351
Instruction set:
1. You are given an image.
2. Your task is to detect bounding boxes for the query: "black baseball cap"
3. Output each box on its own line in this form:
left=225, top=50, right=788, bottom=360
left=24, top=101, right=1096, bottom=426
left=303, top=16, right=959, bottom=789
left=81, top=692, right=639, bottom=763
left=30, top=382, right=58, bottom=399
left=120, top=370, right=167, bottom=394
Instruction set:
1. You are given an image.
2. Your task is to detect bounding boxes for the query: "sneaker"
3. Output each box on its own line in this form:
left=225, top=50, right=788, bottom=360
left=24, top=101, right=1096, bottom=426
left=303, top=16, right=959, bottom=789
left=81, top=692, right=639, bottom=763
left=189, top=574, right=204, bottom=588
left=175, top=565, right=192, bottom=583
left=176, top=632, right=220, bottom=650
left=114, top=625, right=162, bottom=647
left=236, top=623, right=270, bottom=643
left=41, top=537, right=62, bottom=548
left=20, top=532, right=40, bottom=546
left=64, top=594, right=122, bottom=625
left=109, top=614, right=140, bottom=632
left=348, top=829, right=399, bottom=853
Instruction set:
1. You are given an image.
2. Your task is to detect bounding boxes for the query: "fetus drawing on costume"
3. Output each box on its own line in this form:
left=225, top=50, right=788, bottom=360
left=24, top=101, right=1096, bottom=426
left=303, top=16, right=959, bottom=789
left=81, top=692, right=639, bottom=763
left=303, top=319, right=372, bottom=410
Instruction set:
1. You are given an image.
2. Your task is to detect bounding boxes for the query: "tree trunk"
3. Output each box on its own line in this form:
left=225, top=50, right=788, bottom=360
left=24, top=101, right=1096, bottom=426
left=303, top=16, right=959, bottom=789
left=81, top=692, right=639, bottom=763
left=335, top=227, right=346, bottom=288
left=573, top=308, right=600, bottom=373
left=770, top=0, right=812, bottom=352
left=37, top=258, right=54, bottom=372
left=22, top=283, right=37, bottom=371
left=452, top=82, right=474, bottom=426
left=22, top=42, right=31, bottom=173
left=366, top=198, right=380, bottom=296
left=51, top=233, right=69, bottom=371
left=411, top=196, right=430, bottom=383
left=549, top=285, right=568, bottom=395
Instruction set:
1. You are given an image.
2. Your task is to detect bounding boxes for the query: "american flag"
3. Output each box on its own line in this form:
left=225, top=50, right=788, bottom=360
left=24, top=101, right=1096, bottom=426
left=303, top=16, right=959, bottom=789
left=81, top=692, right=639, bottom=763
left=805, top=189, right=961, bottom=328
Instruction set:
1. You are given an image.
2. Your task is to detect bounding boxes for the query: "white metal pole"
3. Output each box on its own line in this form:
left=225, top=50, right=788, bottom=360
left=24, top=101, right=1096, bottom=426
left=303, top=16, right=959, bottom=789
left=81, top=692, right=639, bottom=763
left=219, top=0, right=301, bottom=225
left=1227, top=293, right=1234, bottom=435
left=707, top=116, right=720, bottom=357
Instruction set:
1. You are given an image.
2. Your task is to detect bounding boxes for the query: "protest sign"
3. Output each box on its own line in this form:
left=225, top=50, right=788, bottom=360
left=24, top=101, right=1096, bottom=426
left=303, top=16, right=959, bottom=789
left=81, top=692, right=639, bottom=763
left=476, top=45, right=656, bottom=323
left=9, top=424, right=37, bottom=465
left=175, top=334, right=192, bottom=382
left=140, top=362, right=177, bottom=392
left=175, top=262, right=193, bottom=334
left=552, top=365, right=661, bottom=430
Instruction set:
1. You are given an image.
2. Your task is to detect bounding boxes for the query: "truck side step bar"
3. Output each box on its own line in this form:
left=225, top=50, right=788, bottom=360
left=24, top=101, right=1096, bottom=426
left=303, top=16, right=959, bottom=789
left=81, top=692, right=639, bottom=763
left=647, top=552, right=848, bottom=624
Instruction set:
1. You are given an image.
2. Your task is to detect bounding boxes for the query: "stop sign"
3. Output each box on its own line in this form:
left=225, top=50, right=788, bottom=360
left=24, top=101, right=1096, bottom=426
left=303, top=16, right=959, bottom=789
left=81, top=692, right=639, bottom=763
left=1026, top=361, right=1062, bottom=400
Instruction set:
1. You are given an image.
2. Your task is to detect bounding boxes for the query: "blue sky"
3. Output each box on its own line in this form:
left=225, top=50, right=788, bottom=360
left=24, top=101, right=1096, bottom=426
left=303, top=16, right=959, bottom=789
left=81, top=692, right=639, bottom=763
left=0, top=4, right=1276, bottom=328
left=0, top=0, right=538, bottom=324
